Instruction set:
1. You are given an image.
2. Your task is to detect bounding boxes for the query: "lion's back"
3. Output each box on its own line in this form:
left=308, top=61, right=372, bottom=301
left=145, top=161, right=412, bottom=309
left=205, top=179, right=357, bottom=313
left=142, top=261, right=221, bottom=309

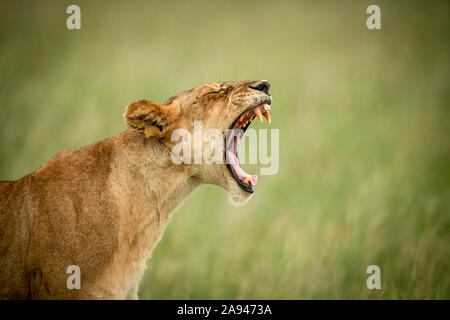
left=0, top=179, right=32, bottom=299
left=0, top=180, right=14, bottom=204
left=0, top=180, right=19, bottom=253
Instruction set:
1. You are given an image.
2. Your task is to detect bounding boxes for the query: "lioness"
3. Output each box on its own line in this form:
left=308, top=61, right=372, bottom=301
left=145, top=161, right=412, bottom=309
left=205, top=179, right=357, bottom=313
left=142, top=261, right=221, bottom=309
left=0, top=80, right=272, bottom=299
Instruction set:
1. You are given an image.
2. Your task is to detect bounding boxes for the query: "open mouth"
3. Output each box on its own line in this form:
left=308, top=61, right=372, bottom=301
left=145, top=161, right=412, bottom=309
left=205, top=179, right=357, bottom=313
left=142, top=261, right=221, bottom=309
left=226, top=100, right=272, bottom=193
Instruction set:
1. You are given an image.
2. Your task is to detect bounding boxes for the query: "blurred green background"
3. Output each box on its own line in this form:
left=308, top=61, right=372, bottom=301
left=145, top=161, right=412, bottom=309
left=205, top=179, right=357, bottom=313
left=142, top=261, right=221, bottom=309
left=0, top=0, right=448, bottom=299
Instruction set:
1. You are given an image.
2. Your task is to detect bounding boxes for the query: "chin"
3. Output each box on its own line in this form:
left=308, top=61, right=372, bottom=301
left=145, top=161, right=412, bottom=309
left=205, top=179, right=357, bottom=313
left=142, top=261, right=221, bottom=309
left=225, top=177, right=255, bottom=206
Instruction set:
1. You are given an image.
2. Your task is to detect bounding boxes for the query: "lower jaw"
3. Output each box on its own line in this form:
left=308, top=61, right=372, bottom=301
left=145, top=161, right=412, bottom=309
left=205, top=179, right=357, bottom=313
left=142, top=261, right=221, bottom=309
left=227, top=163, right=255, bottom=193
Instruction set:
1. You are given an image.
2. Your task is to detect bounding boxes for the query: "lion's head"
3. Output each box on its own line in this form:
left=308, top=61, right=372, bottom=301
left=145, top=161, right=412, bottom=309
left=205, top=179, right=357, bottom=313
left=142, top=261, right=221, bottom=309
left=124, top=80, right=273, bottom=204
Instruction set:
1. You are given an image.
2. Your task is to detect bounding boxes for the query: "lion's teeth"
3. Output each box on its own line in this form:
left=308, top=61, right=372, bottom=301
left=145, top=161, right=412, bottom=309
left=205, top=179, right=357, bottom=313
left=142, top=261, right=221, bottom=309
left=253, top=107, right=263, bottom=122
left=244, top=176, right=250, bottom=184
left=262, top=110, right=271, bottom=123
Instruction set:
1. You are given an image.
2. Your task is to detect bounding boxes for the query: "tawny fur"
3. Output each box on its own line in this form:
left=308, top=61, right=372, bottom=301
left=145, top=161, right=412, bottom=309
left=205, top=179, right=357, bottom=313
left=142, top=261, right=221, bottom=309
left=0, top=80, right=271, bottom=299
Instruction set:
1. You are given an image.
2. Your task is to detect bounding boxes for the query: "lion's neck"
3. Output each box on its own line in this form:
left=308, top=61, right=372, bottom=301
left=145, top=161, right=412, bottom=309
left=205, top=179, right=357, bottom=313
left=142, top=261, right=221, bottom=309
left=84, top=130, right=198, bottom=298
left=94, top=130, right=200, bottom=298
left=111, top=129, right=199, bottom=249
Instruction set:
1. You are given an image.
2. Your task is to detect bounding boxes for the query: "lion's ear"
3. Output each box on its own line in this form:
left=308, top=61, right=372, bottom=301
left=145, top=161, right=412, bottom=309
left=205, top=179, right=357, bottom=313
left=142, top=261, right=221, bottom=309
left=124, top=99, right=180, bottom=138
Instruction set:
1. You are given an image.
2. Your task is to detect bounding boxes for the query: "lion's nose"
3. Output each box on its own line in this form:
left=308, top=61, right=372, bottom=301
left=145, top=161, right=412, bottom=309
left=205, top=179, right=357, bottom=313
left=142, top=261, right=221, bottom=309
left=250, top=80, right=270, bottom=95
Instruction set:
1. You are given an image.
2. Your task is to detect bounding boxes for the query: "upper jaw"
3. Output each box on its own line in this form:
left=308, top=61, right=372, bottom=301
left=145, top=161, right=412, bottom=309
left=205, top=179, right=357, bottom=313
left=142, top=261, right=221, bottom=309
left=249, top=94, right=272, bottom=111
left=230, top=94, right=272, bottom=129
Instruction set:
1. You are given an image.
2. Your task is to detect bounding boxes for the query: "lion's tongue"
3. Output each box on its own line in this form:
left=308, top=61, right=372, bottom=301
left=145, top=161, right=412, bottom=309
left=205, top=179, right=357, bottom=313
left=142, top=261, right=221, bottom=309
left=227, top=151, right=258, bottom=186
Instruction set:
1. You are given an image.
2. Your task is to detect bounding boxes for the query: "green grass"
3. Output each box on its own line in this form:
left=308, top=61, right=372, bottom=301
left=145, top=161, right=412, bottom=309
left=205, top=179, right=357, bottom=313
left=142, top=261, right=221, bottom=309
left=0, top=0, right=448, bottom=299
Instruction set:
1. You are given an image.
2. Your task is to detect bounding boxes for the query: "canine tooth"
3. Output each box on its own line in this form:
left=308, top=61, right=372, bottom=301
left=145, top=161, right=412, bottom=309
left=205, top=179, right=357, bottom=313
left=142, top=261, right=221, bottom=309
left=262, top=110, right=271, bottom=123
left=253, top=107, right=263, bottom=122
left=244, top=176, right=250, bottom=184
